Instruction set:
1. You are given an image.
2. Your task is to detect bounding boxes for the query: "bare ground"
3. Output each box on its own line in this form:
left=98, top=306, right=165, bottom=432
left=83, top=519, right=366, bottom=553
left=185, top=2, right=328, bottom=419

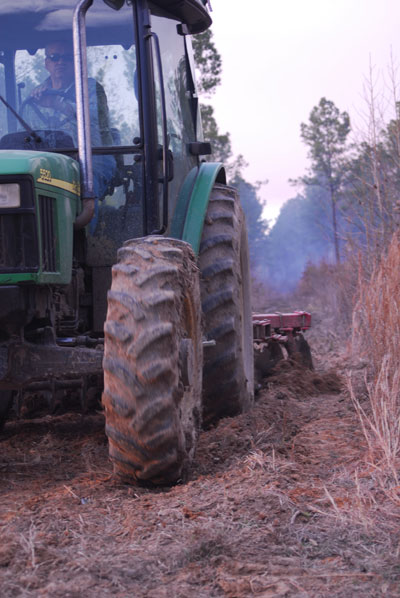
left=0, top=354, right=399, bottom=597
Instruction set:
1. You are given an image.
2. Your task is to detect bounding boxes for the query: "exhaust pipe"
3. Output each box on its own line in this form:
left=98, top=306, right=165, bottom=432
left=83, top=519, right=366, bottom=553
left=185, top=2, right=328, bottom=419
left=74, top=197, right=95, bottom=229
left=72, top=0, right=95, bottom=230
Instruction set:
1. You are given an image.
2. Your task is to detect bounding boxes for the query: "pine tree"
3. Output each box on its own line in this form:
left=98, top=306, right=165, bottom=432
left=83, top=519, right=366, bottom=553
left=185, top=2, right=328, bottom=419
left=299, top=97, right=350, bottom=263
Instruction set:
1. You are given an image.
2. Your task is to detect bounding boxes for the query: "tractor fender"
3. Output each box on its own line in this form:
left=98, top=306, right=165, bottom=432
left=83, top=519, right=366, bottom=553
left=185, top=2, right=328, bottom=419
left=170, top=162, right=226, bottom=255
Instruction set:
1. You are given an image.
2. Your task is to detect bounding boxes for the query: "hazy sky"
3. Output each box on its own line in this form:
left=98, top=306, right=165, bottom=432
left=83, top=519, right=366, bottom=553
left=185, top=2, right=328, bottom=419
left=208, top=0, right=400, bottom=223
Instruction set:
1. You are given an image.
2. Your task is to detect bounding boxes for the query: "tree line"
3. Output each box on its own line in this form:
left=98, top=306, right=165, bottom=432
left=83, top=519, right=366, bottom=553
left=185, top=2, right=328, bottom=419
left=269, top=92, right=400, bottom=290
left=192, top=30, right=269, bottom=280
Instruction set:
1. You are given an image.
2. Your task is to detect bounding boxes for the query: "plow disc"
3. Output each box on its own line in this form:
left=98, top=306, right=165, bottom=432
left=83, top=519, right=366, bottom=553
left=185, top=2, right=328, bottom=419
left=253, top=311, right=313, bottom=384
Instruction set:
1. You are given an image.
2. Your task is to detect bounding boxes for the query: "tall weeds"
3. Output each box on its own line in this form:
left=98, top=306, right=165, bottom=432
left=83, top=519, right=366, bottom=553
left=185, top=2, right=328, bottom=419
left=343, top=55, right=400, bottom=275
left=351, top=232, right=400, bottom=483
left=295, top=259, right=357, bottom=332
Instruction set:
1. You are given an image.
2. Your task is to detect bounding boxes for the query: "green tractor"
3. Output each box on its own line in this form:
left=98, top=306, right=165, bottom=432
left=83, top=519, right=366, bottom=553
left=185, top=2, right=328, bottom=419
left=0, top=0, right=254, bottom=485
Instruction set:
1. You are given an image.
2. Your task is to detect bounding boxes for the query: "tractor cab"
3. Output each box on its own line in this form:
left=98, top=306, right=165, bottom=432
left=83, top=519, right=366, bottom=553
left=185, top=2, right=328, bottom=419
left=0, top=0, right=214, bottom=332
left=0, top=0, right=211, bottom=269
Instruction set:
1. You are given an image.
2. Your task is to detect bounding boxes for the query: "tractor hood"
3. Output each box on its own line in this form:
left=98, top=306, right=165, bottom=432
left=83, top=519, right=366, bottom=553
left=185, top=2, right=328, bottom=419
left=0, top=150, right=80, bottom=199
left=150, top=0, right=212, bottom=33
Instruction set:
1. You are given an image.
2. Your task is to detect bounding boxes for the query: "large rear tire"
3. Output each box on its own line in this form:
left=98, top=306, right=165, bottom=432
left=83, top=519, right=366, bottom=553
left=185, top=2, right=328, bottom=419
left=102, top=237, right=203, bottom=485
left=199, top=184, right=254, bottom=424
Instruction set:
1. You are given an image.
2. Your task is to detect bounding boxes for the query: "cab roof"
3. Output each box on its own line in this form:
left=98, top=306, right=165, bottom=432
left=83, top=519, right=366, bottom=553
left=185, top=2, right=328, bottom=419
left=150, top=0, right=212, bottom=33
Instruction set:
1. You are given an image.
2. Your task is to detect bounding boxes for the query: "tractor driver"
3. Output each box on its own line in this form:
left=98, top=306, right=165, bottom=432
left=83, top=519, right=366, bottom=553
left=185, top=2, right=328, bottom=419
left=24, top=40, right=116, bottom=228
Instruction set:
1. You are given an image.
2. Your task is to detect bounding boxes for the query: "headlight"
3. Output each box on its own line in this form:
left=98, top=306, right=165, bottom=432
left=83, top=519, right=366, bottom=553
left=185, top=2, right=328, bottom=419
left=0, top=183, right=21, bottom=208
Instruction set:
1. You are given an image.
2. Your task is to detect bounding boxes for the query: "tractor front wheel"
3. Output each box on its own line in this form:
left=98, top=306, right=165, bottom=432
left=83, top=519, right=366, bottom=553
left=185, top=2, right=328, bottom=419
left=102, top=237, right=203, bottom=485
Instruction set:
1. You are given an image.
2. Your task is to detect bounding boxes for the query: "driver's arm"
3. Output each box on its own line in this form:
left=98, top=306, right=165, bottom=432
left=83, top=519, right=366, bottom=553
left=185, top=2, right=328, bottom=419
left=88, top=79, right=113, bottom=146
left=30, top=78, right=51, bottom=100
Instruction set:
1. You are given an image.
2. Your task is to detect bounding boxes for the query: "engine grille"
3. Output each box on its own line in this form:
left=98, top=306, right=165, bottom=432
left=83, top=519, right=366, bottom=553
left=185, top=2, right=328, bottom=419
left=39, top=195, right=56, bottom=272
left=0, top=176, right=39, bottom=274
left=0, top=212, right=38, bottom=272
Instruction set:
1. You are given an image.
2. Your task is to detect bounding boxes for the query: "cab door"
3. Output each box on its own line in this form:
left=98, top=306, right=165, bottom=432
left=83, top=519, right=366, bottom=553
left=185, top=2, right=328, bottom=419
left=149, top=8, right=204, bottom=233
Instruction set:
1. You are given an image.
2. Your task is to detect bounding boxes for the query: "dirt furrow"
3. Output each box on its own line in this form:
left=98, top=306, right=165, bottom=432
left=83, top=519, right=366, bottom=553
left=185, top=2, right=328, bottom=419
left=0, top=365, right=398, bottom=597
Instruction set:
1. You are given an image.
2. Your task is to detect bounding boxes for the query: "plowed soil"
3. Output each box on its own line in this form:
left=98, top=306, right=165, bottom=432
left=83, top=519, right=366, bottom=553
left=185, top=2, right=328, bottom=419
left=0, top=357, right=399, bottom=597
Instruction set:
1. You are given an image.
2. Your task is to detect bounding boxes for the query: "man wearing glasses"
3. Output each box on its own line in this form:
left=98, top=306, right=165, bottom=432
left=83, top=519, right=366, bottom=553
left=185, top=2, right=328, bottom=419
left=27, top=40, right=116, bottom=223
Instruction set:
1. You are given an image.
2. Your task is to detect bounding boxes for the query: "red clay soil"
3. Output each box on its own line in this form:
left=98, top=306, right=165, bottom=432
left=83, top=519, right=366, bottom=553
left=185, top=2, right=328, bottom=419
left=0, top=363, right=399, bottom=597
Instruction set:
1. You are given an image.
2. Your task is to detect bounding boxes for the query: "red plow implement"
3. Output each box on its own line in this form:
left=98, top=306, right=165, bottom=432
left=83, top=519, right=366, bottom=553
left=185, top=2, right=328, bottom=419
left=252, top=311, right=313, bottom=383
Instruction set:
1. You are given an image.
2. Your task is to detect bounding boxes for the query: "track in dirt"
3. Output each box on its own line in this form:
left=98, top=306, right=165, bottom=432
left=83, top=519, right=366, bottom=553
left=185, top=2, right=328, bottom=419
left=0, top=364, right=398, bottom=597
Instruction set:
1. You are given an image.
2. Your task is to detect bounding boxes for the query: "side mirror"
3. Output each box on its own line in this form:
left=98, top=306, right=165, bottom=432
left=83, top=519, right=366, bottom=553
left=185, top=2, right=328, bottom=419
left=102, top=0, right=124, bottom=9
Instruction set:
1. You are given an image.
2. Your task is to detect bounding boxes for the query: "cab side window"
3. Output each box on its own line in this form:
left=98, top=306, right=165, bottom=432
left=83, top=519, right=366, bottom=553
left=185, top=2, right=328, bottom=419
left=151, top=15, right=198, bottom=208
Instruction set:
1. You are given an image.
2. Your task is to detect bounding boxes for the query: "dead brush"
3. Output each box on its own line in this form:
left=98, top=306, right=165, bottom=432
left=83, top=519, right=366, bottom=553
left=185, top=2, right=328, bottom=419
left=294, top=260, right=357, bottom=332
left=350, top=232, right=400, bottom=496
left=251, top=276, right=284, bottom=311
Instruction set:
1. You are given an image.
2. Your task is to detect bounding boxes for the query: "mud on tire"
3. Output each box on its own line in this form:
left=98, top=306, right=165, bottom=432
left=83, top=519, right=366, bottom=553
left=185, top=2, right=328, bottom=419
left=102, top=237, right=203, bottom=485
left=199, top=184, right=254, bottom=424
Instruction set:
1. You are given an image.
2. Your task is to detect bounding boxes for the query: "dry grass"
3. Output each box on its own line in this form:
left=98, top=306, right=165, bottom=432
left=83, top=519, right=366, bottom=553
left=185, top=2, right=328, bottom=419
left=251, top=276, right=284, bottom=312
left=352, top=232, right=400, bottom=374
left=350, top=231, right=400, bottom=496
left=294, top=260, right=358, bottom=333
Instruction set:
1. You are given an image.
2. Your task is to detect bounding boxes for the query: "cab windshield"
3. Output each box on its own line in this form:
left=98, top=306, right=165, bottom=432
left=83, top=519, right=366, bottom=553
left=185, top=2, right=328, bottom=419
left=0, top=1, right=139, bottom=152
left=0, top=1, right=144, bottom=253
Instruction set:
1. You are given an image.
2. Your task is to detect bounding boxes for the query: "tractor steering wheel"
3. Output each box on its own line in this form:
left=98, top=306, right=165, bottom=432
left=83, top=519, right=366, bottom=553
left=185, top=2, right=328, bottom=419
left=21, top=89, right=76, bottom=130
